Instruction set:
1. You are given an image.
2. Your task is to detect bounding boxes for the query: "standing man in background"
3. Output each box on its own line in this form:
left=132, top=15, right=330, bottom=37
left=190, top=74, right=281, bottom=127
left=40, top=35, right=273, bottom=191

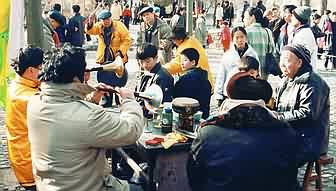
left=86, top=10, right=131, bottom=107
left=67, top=5, right=86, bottom=47
left=137, top=6, right=173, bottom=64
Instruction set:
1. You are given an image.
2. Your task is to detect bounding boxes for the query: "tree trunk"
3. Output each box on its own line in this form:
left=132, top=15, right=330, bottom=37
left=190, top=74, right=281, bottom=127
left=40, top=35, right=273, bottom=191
left=321, top=0, right=328, bottom=14
left=25, top=0, right=43, bottom=48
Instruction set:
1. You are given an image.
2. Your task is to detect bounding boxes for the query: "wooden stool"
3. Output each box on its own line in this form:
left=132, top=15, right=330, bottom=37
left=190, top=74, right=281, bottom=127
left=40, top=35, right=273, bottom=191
left=303, top=155, right=334, bottom=191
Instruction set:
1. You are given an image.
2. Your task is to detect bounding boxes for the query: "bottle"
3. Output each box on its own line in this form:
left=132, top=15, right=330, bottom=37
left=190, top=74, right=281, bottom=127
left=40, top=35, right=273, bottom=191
left=161, top=107, right=173, bottom=133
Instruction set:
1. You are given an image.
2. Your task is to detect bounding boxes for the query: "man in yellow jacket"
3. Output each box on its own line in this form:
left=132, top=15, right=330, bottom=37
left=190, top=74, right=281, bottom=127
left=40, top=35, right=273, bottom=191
left=164, top=27, right=214, bottom=92
left=5, top=47, right=44, bottom=191
left=86, top=10, right=131, bottom=106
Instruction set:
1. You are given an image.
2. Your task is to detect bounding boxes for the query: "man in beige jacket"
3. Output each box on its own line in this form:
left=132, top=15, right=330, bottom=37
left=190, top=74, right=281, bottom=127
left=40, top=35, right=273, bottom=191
left=27, top=47, right=144, bottom=191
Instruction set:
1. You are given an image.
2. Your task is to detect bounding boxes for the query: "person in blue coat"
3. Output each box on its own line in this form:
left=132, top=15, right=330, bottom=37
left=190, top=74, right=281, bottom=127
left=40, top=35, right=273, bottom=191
left=66, top=5, right=86, bottom=47
left=172, top=48, right=211, bottom=118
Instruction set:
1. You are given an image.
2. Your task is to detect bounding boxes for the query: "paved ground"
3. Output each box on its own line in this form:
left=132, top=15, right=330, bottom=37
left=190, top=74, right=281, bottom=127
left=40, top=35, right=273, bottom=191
left=1, top=23, right=336, bottom=190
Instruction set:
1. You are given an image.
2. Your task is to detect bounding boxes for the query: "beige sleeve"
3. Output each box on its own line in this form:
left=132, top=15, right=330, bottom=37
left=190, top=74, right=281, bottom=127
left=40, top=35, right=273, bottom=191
left=88, top=99, right=144, bottom=148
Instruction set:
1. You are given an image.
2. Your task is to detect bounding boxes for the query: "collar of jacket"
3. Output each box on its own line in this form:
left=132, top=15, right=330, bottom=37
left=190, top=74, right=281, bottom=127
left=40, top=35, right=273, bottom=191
left=202, top=99, right=276, bottom=129
left=284, top=65, right=312, bottom=84
left=40, top=82, right=94, bottom=103
left=150, top=62, right=162, bottom=73
left=294, top=24, right=310, bottom=34
left=15, top=75, right=40, bottom=89
left=249, top=22, right=262, bottom=28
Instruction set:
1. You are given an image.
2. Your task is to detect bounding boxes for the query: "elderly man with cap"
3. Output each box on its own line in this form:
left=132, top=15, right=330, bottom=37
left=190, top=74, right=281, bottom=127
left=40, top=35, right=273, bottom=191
left=136, top=6, right=173, bottom=64
left=164, top=27, right=214, bottom=92
left=86, top=9, right=131, bottom=107
left=275, top=44, right=330, bottom=167
left=289, top=6, right=318, bottom=69
left=188, top=72, right=299, bottom=191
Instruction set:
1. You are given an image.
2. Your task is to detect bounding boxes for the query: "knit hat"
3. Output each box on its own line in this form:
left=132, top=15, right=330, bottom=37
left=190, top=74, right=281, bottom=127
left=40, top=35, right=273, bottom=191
left=98, top=10, right=112, bottom=20
left=49, top=11, right=65, bottom=25
left=293, top=6, right=311, bottom=24
left=226, top=72, right=273, bottom=103
left=283, top=44, right=311, bottom=65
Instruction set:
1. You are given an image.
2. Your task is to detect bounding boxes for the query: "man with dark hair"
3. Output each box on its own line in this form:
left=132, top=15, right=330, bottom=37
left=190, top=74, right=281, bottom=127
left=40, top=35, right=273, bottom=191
left=188, top=71, right=299, bottom=191
left=27, top=46, right=144, bottom=191
left=6, top=47, right=44, bottom=191
left=273, top=4, right=297, bottom=50
left=66, top=4, right=86, bottom=47
left=172, top=48, right=211, bottom=118
left=164, top=27, right=214, bottom=92
left=135, top=43, right=174, bottom=116
left=51, top=3, right=67, bottom=44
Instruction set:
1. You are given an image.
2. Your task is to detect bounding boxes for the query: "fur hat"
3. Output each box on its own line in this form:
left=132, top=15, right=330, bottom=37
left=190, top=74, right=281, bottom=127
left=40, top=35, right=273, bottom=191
left=226, top=72, right=273, bottom=103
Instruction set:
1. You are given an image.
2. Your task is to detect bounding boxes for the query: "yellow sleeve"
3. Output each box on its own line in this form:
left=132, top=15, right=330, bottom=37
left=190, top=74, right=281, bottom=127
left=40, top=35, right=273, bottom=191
left=164, top=54, right=183, bottom=75
left=85, top=22, right=101, bottom=35
left=117, top=22, right=132, bottom=56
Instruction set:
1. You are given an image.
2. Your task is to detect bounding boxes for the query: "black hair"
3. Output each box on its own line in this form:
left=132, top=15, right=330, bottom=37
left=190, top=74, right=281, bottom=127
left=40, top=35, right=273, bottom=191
left=39, top=47, right=86, bottom=83
left=11, top=47, right=44, bottom=76
left=333, top=11, right=336, bottom=16
left=180, top=48, right=200, bottom=66
left=231, top=26, right=247, bottom=39
left=313, top=13, right=322, bottom=20
left=257, top=1, right=263, bottom=6
left=53, top=3, right=62, bottom=12
left=238, top=56, right=259, bottom=71
left=245, top=7, right=268, bottom=27
left=136, top=43, right=158, bottom=60
left=325, top=10, right=331, bottom=15
left=283, top=5, right=297, bottom=13
left=272, top=7, right=278, bottom=11
left=72, top=5, right=80, bottom=13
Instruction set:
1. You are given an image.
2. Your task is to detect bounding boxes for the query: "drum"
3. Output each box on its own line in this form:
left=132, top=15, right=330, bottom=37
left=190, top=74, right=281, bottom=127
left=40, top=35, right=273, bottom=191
left=172, top=97, right=200, bottom=132
left=172, top=97, right=200, bottom=115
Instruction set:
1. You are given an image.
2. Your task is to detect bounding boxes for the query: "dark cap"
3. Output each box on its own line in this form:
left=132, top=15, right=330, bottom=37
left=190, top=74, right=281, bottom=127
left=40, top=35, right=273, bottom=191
left=169, top=27, right=187, bottom=40
left=49, top=11, right=65, bottom=25
left=98, top=10, right=112, bottom=20
left=138, top=6, right=154, bottom=16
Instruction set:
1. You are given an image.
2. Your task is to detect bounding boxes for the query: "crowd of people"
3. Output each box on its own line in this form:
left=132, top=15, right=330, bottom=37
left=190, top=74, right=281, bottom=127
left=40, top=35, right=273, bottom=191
left=4, top=1, right=334, bottom=191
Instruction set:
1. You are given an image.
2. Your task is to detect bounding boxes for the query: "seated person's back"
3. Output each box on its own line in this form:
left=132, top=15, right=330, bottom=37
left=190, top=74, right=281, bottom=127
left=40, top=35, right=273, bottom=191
left=172, top=48, right=211, bottom=118
left=187, top=72, right=299, bottom=191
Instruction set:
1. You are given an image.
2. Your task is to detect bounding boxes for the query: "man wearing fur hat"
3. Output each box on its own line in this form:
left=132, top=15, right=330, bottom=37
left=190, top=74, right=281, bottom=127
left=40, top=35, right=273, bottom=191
left=275, top=44, right=330, bottom=167
left=188, top=72, right=299, bottom=191
left=289, top=6, right=318, bottom=69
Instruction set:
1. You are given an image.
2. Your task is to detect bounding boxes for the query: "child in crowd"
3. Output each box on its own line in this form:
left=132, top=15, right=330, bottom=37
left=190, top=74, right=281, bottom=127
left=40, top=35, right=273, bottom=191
left=238, top=56, right=260, bottom=78
left=172, top=48, right=211, bottom=118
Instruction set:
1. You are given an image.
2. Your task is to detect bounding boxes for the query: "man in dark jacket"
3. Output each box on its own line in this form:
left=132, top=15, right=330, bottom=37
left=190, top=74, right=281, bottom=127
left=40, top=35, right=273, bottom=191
left=66, top=5, right=86, bottom=47
left=188, top=72, right=299, bottom=191
left=136, top=43, right=174, bottom=116
left=275, top=44, right=330, bottom=166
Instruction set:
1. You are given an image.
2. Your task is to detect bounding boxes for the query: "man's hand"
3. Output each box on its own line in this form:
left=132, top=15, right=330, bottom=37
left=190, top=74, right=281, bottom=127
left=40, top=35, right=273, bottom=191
left=86, top=83, right=111, bottom=104
left=116, top=87, right=135, bottom=100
